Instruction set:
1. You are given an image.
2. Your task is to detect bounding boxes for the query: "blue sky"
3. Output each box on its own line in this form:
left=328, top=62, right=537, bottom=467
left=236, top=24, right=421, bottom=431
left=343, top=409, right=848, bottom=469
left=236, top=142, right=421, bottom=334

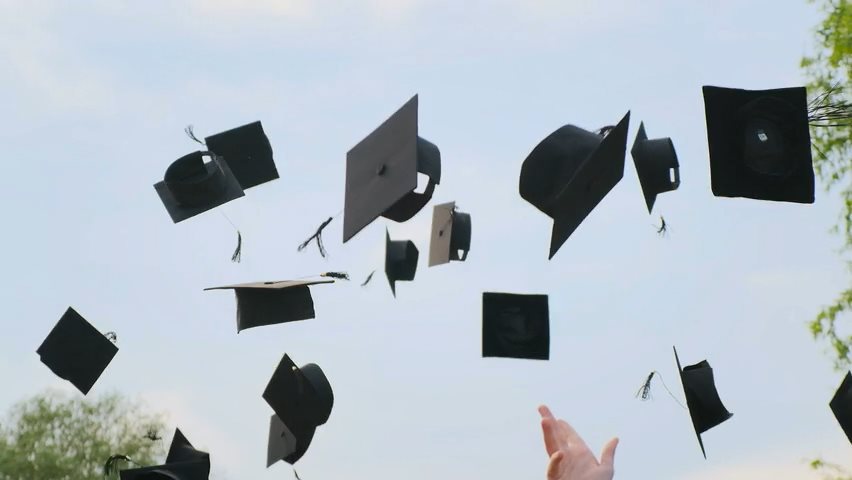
left=0, top=1, right=850, bottom=479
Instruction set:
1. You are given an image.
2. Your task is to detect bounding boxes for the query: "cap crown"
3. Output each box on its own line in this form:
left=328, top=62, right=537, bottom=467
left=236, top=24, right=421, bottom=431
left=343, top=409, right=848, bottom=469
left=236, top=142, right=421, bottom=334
left=703, top=85, right=814, bottom=203
left=482, top=293, right=550, bottom=360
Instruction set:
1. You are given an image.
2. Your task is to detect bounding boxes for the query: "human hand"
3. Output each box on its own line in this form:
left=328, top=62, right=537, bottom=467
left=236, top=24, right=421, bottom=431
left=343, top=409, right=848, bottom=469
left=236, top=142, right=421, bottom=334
left=539, top=405, right=618, bottom=480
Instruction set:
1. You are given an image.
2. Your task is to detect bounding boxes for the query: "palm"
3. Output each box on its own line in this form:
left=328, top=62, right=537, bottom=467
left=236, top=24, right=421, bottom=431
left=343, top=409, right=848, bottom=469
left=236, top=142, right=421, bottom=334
left=539, top=405, right=618, bottom=480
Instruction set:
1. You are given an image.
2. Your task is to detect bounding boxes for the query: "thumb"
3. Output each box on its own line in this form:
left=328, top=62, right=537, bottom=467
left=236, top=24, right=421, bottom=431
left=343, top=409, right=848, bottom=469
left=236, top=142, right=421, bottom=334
left=546, top=450, right=564, bottom=480
left=600, top=437, right=619, bottom=467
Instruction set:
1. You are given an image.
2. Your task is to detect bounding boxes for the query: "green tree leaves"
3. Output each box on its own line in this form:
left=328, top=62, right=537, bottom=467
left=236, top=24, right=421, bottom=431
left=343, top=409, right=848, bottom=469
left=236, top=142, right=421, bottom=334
left=803, top=0, right=852, bottom=370
left=0, top=391, right=165, bottom=480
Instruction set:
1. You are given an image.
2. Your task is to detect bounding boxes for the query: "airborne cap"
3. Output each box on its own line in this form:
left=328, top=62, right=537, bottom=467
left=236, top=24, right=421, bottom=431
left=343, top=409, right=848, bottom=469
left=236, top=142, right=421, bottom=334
left=343, top=95, right=441, bottom=242
left=519, top=112, right=630, bottom=259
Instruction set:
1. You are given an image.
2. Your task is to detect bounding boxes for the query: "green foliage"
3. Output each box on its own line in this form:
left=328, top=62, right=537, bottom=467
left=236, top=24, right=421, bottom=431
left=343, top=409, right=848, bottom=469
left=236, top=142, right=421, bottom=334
left=802, top=0, right=852, bottom=370
left=811, top=458, right=852, bottom=480
left=0, top=390, right=166, bottom=480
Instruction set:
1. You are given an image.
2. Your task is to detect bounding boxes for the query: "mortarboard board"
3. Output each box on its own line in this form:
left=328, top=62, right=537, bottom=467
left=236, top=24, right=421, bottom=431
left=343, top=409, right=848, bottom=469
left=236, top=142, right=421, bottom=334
left=343, top=95, right=441, bottom=242
left=482, top=293, right=549, bottom=360
left=154, top=151, right=245, bottom=223
left=264, top=354, right=333, bottom=465
left=204, top=279, right=334, bottom=333
left=120, top=428, right=210, bottom=480
left=37, top=307, right=118, bottom=395
left=702, top=85, right=814, bottom=203
left=204, top=121, right=278, bottom=190
left=673, top=346, right=733, bottom=459
left=519, top=112, right=630, bottom=259
left=631, top=122, right=680, bottom=213
left=830, top=371, right=852, bottom=444
left=385, top=229, right=419, bottom=297
left=428, top=202, right=472, bottom=267
left=267, top=414, right=318, bottom=467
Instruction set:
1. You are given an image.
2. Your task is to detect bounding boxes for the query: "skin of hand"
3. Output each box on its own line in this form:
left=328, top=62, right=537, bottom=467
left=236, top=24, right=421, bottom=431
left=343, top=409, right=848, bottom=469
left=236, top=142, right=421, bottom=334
left=539, top=405, right=619, bottom=480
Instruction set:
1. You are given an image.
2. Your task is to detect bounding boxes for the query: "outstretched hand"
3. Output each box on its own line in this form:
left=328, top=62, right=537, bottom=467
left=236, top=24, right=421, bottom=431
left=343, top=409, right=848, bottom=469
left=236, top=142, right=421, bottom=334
left=539, top=405, right=618, bottom=480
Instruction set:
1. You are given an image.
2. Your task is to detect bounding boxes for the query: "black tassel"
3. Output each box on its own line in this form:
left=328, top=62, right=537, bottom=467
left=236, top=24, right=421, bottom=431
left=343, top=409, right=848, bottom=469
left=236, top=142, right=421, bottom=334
left=655, top=216, right=668, bottom=237
left=143, top=427, right=162, bottom=442
left=104, top=454, right=137, bottom=477
left=184, top=124, right=206, bottom=145
left=635, top=371, right=687, bottom=409
left=361, top=270, right=375, bottom=287
left=105, top=332, right=117, bottom=343
left=321, top=272, right=350, bottom=280
left=232, top=231, right=242, bottom=263
left=298, top=217, right=334, bottom=258
left=808, top=84, right=852, bottom=127
left=294, top=468, right=302, bottom=480
left=635, top=372, right=655, bottom=400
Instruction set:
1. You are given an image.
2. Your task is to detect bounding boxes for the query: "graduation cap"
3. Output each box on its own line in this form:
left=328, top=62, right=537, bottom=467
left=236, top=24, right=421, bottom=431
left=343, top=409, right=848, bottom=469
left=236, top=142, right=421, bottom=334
left=204, top=279, right=334, bottom=333
left=204, top=121, right=278, bottom=190
left=36, top=307, right=118, bottom=395
left=120, top=428, right=211, bottom=480
left=631, top=122, right=680, bottom=213
left=343, top=95, right=441, bottom=242
left=482, top=292, right=549, bottom=360
left=702, top=85, right=814, bottom=203
left=385, top=229, right=419, bottom=297
left=264, top=354, right=333, bottom=466
left=428, top=202, right=471, bottom=267
left=830, top=371, right=852, bottom=444
left=674, top=346, right=733, bottom=458
left=154, top=151, right=245, bottom=223
left=519, top=112, right=630, bottom=259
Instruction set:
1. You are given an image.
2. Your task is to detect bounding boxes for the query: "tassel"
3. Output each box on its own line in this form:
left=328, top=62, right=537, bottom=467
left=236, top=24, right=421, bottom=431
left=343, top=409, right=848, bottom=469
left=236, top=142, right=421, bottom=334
left=361, top=270, right=375, bottom=287
left=655, top=216, right=668, bottom=237
left=184, top=124, right=206, bottom=145
left=105, top=332, right=117, bottom=343
left=294, top=468, right=302, bottom=480
left=808, top=83, right=852, bottom=127
left=232, top=231, right=242, bottom=263
left=635, top=372, right=655, bottom=400
left=143, top=428, right=162, bottom=442
left=321, top=272, right=350, bottom=281
left=298, top=217, right=334, bottom=258
left=104, top=454, right=138, bottom=477
left=635, top=371, right=687, bottom=409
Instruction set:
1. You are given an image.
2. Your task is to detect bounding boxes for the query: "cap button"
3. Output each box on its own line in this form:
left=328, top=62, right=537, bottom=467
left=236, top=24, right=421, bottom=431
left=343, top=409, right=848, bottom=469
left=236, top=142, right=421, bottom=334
left=376, top=164, right=387, bottom=176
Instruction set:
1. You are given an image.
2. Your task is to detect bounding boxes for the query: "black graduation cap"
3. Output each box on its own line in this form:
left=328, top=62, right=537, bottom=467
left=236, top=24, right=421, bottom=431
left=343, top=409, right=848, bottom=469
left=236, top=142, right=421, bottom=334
left=385, top=229, right=419, bottom=297
left=204, top=279, right=334, bottom=333
left=343, top=95, right=441, bottom=242
left=702, top=85, right=814, bottom=203
left=631, top=122, right=680, bottom=213
left=830, top=371, right=852, bottom=444
left=154, top=151, right=245, bottom=223
left=204, top=121, right=278, bottom=190
left=428, top=201, right=471, bottom=267
left=264, top=354, right=333, bottom=466
left=120, top=428, right=211, bottom=480
left=482, top=292, right=549, bottom=360
left=674, top=346, right=733, bottom=459
left=36, top=307, right=118, bottom=395
left=519, top=112, right=630, bottom=259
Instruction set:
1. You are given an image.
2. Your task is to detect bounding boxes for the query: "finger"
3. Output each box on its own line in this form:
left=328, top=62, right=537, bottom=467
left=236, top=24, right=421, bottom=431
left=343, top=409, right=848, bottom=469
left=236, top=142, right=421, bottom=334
left=540, top=417, right=562, bottom=456
left=546, top=451, right=564, bottom=480
left=557, top=419, right=588, bottom=449
left=538, top=404, right=555, bottom=420
left=600, top=437, right=619, bottom=467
